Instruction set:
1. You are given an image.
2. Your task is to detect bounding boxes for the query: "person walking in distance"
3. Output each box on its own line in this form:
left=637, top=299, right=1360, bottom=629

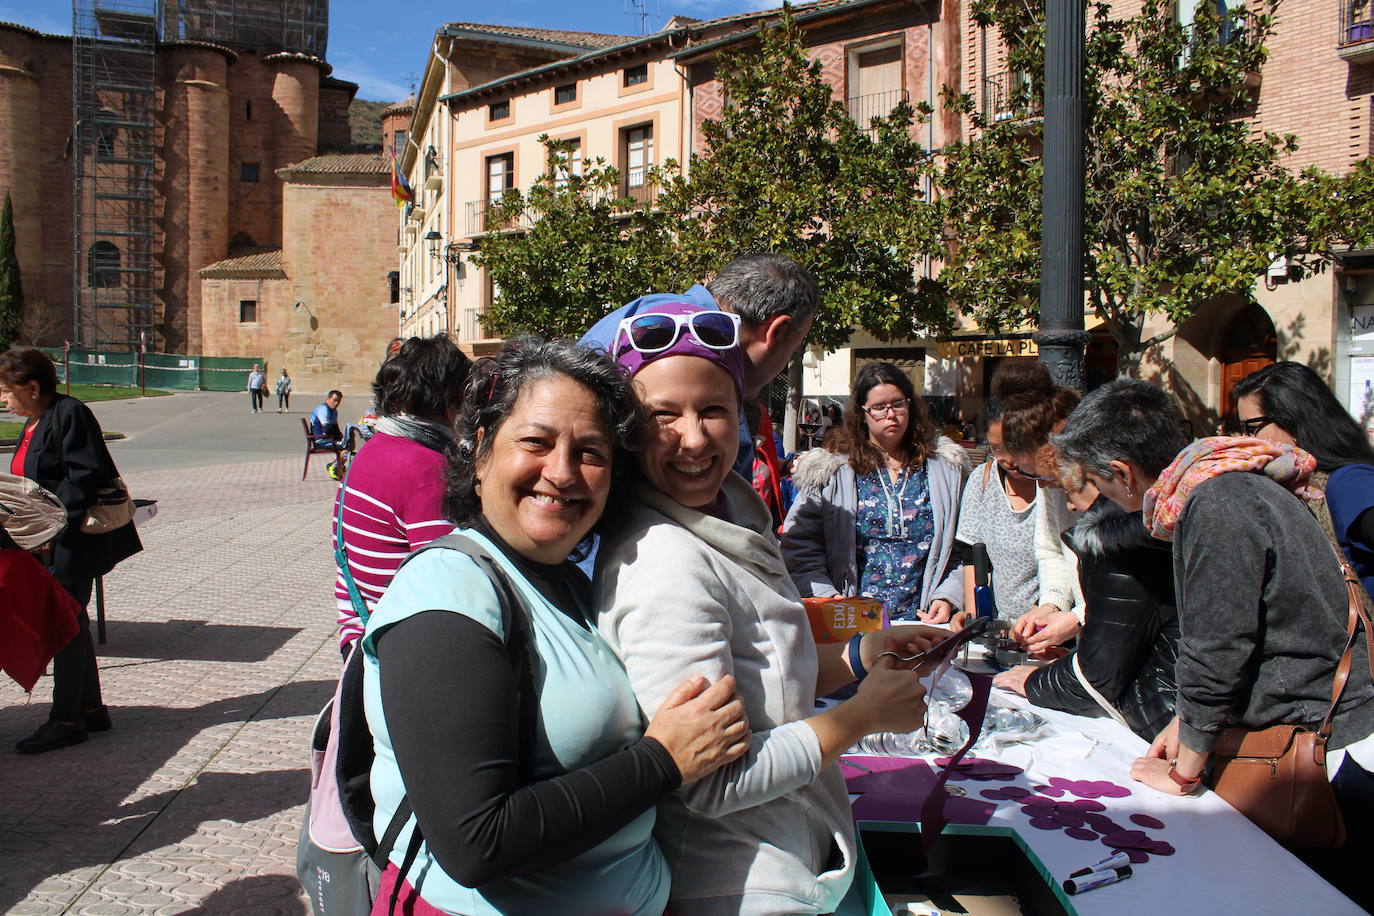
left=247, top=363, right=266, bottom=414
left=275, top=368, right=292, bottom=413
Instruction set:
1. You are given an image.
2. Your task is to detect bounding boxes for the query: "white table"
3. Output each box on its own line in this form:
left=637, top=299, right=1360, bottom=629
left=845, top=691, right=1363, bottom=915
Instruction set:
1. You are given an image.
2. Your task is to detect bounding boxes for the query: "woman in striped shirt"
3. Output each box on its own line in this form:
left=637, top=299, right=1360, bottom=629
left=333, top=335, right=470, bottom=651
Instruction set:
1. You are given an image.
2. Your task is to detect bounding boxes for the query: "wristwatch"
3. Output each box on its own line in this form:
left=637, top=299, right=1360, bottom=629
left=1167, top=761, right=1204, bottom=795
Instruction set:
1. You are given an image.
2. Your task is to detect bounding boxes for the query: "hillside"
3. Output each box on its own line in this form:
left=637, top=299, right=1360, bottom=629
left=348, top=98, right=392, bottom=148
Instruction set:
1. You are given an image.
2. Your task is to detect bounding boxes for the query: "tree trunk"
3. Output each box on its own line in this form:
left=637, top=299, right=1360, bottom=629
left=783, top=351, right=803, bottom=454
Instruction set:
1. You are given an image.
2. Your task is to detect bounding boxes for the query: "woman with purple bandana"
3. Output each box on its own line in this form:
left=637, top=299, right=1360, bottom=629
left=594, top=302, right=943, bottom=915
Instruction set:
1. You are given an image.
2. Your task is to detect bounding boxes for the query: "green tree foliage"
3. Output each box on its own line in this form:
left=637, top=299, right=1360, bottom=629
left=939, top=0, right=1344, bottom=374
left=655, top=10, right=948, bottom=351
left=475, top=9, right=948, bottom=350
left=469, top=141, right=688, bottom=339
left=0, top=193, right=23, bottom=346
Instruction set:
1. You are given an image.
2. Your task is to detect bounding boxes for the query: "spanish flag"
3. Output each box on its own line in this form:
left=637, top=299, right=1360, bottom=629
left=390, top=152, right=414, bottom=209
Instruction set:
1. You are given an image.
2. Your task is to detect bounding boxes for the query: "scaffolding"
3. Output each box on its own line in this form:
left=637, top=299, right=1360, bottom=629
left=161, top=0, right=327, bottom=57
left=72, top=0, right=161, bottom=351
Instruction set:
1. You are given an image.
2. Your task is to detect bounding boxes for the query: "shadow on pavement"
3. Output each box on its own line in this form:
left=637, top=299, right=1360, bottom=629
left=0, top=679, right=333, bottom=912
left=175, top=873, right=309, bottom=914
left=94, top=620, right=304, bottom=662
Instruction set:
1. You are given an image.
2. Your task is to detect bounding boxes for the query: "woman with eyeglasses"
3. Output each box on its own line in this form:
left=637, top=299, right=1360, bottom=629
left=782, top=361, right=969, bottom=623
left=596, top=305, right=939, bottom=914
left=1234, top=361, right=1374, bottom=601
left=1053, top=378, right=1374, bottom=911
left=973, top=362, right=1081, bottom=651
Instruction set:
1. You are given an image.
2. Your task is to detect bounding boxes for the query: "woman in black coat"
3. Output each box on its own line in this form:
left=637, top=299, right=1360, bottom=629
left=994, top=487, right=1180, bottom=742
left=1, top=348, right=141, bottom=753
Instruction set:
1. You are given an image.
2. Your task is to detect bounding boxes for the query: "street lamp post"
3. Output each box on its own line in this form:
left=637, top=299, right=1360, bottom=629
left=1036, top=0, right=1090, bottom=389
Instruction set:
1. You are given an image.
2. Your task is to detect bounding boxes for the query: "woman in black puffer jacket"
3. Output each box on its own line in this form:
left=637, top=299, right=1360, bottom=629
left=997, top=491, right=1179, bottom=742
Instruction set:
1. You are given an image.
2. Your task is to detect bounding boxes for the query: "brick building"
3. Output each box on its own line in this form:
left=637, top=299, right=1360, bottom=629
left=197, top=152, right=400, bottom=393
left=0, top=10, right=363, bottom=356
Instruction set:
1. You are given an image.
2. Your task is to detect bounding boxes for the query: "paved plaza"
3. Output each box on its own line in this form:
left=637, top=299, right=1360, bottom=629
left=2, top=392, right=353, bottom=914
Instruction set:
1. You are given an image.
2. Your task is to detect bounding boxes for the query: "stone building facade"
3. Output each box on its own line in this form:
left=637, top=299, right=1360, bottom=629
left=0, top=19, right=358, bottom=354
left=198, top=152, right=399, bottom=394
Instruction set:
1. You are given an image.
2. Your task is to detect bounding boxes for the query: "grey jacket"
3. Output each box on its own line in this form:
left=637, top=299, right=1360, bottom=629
left=596, top=475, right=856, bottom=914
left=1173, top=472, right=1374, bottom=754
left=780, top=438, right=970, bottom=616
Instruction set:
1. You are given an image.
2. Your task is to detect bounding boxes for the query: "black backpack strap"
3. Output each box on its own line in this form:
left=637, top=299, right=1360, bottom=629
left=376, top=532, right=539, bottom=892
left=373, top=797, right=413, bottom=867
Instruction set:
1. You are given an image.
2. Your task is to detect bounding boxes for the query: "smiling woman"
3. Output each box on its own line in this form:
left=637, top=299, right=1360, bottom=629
left=598, top=306, right=941, bottom=915
left=359, top=338, right=750, bottom=916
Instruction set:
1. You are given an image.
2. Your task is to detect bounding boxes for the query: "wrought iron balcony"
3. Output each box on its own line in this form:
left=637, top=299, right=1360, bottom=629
left=981, top=71, right=1037, bottom=124
left=846, top=89, right=910, bottom=129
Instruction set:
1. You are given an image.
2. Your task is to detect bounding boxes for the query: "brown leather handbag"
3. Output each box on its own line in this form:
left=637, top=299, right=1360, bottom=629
left=1206, top=554, right=1374, bottom=848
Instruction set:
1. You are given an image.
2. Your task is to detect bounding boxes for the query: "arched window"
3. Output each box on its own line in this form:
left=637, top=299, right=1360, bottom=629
left=88, top=241, right=120, bottom=288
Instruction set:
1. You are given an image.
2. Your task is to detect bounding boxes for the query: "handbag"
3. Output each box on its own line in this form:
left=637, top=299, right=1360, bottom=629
left=1205, top=551, right=1374, bottom=848
left=82, top=476, right=134, bottom=534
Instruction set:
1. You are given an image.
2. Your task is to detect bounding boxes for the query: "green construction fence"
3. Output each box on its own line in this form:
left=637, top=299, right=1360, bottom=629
left=38, top=348, right=264, bottom=391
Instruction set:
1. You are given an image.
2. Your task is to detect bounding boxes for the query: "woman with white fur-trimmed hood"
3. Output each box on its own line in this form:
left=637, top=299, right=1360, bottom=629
left=782, top=362, right=969, bottom=622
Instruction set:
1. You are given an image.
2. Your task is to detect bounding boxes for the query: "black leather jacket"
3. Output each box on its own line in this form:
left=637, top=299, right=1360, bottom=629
left=1024, top=497, right=1179, bottom=742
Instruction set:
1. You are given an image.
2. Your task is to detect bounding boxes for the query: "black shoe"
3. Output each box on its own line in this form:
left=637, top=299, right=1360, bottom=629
left=15, top=719, right=88, bottom=754
left=83, top=706, right=112, bottom=732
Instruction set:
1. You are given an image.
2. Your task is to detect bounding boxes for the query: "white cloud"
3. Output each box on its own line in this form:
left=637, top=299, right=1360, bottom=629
left=330, top=52, right=411, bottom=102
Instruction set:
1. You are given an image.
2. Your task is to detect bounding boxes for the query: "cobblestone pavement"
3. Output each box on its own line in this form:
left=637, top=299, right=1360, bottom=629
left=1, top=456, right=345, bottom=914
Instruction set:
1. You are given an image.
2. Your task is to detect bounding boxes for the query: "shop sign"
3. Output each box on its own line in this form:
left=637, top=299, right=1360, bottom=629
left=936, top=338, right=1039, bottom=359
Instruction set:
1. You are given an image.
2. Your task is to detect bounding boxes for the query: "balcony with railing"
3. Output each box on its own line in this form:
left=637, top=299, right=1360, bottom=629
left=1340, top=0, right=1374, bottom=61
left=980, top=71, right=1038, bottom=126
left=465, top=195, right=526, bottom=236
left=1180, top=9, right=1262, bottom=88
left=846, top=89, right=910, bottom=132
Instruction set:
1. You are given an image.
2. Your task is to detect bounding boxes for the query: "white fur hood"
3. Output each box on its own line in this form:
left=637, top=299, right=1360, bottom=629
left=790, top=436, right=970, bottom=492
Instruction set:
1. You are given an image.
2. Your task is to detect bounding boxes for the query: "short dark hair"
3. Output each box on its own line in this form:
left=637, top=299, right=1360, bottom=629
left=371, top=335, right=471, bottom=421
left=1232, top=361, right=1374, bottom=472
left=1053, top=378, right=1187, bottom=479
left=837, top=361, right=936, bottom=474
left=444, top=338, right=643, bottom=551
left=327, top=389, right=343, bottom=400
left=707, top=253, right=819, bottom=328
left=0, top=348, right=58, bottom=395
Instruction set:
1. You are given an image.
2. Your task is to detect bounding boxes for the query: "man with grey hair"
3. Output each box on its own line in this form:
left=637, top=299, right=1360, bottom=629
left=580, top=252, right=819, bottom=476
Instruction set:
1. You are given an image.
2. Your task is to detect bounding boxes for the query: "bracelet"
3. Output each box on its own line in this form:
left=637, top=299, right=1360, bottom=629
left=847, top=633, right=868, bottom=682
left=1167, top=761, right=1204, bottom=795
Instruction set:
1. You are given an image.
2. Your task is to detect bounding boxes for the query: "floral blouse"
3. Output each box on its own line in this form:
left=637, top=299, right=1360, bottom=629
left=855, top=465, right=935, bottom=620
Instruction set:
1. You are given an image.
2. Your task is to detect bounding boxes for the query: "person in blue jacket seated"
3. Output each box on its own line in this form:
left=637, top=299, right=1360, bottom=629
left=580, top=252, right=817, bottom=480
left=311, top=389, right=359, bottom=479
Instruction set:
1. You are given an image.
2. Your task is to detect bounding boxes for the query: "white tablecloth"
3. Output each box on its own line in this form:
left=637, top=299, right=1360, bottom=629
left=847, top=689, right=1363, bottom=915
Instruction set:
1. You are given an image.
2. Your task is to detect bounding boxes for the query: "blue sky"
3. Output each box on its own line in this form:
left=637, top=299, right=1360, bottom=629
left=0, top=0, right=771, bottom=101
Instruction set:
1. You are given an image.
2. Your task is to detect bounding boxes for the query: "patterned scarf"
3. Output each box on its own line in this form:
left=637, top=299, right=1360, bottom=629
left=374, top=414, right=454, bottom=454
left=1143, top=436, right=1317, bottom=541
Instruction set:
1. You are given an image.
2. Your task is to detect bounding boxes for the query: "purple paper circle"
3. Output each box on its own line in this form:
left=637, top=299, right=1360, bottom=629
left=1027, top=817, right=1062, bottom=830
left=1098, top=784, right=1132, bottom=798
left=1023, top=796, right=1054, bottom=808
left=1122, top=848, right=1150, bottom=864
left=1130, top=814, right=1166, bottom=830
left=1001, top=786, right=1031, bottom=798
left=979, top=789, right=1010, bottom=801
left=1034, top=785, right=1066, bottom=798
left=1048, top=777, right=1074, bottom=789
left=1064, top=827, right=1099, bottom=841
left=1052, top=812, right=1086, bottom=827
left=1150, top=841, right=1176, bottom=856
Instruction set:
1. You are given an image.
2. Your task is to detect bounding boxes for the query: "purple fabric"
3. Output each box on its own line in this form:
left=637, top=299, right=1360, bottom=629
left=842, top=756, right=996, bottom=827
left=610, top=302, right=746, bottom=400
left=919, top=671, right=994, bottom=850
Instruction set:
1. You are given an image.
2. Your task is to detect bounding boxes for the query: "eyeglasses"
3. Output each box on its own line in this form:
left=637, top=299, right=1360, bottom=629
left=1239, top=415, right=1276, bottom=436
left=614, top=311, right=740, bottom=355
left=863, top=399, right=910, bottom=419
